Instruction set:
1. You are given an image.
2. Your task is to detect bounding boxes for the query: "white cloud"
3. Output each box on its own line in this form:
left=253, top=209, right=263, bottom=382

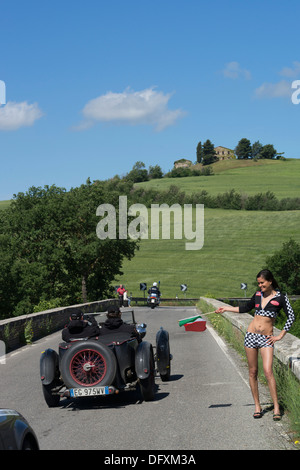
left=0, top=101, right=43, bottom=131
left=254, top=62, right=300, bottom=100
left=74, top=87, right=185, bottom=131
left=254, top=80, right=292, bottom=99
left=279, top=61, right=300, bottom=78
left=222, top=61, right=251, bottom=80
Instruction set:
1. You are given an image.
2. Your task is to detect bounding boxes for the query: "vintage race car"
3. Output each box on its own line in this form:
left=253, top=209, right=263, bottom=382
left=40, top=310, right=171, bottom=407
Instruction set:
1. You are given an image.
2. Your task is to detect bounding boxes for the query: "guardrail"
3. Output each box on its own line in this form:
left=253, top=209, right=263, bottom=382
left=200, top=297, right=300, bottom=382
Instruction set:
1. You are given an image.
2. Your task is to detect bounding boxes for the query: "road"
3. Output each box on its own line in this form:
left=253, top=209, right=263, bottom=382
left=0, top=306, right=295, bottom=451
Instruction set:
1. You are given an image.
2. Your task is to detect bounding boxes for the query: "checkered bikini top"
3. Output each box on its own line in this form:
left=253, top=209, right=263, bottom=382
left=239, top=290, right=295, bottom=332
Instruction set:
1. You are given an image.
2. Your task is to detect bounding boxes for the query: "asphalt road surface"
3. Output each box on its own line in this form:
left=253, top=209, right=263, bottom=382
left=0, top=306, right=295, bottom=451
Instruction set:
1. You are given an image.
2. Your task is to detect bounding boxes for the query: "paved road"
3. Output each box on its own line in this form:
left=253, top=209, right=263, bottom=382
left=0, top=306, right=295, bottom=451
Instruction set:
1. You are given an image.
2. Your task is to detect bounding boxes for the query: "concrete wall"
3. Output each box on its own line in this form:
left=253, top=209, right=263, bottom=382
left=0, top=299, right=119, bottom=351
left=201, top=297, right=300, bottom=382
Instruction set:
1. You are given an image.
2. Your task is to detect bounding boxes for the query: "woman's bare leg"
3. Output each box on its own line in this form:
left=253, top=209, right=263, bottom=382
left=260, top=347, right=280, bottom=415
left=245, top=347, right=261, bottom=413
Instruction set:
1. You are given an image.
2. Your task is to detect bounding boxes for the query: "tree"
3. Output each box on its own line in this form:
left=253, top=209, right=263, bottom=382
left=251, top=141, right=263, bottom=160
left=259, top=144, right=277, bottom=159
left=265, top=239, right=300, bottom=294
left=196, top=141, right=203, bottom=164
left=202, top=139, right=218, bottom=165
left=126, top=161, right=149, bottom=183
left=235, top=138, right=252, bottom=159
left=63, top=181, right=138, bottom=303
left=0, top=182, right=139, bottom=318
left=148, top=164, right=163, bottom=179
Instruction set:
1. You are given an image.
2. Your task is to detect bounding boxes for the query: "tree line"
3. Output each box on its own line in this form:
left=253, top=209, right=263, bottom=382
left=196, top=138, right=284, bottom=164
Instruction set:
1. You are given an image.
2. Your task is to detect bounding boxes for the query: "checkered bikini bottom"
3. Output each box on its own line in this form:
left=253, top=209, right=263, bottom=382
left=244, top=331, right=274, bottom=349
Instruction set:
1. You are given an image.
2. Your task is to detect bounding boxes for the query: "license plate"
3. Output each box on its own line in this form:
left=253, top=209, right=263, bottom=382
left=70, top=386, right=109, bottom=397
left=151, top=299, right=155, bottom=303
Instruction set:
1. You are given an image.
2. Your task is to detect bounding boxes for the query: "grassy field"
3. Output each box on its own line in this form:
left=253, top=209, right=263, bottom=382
left=115, top=208, right=300, bottom=299
left=136, top=159, right=300, bottom=199
left=0, top=200, right=11, bottom=210
left=1, top=158, right=300, bottom=299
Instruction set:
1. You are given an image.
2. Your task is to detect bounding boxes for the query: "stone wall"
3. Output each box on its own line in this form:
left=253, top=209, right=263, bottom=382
left=0, top=299, right=119, bottom=351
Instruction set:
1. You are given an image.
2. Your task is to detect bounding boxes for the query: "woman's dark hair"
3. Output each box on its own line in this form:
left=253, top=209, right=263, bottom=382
left=256, top=269, right=280, bottom=290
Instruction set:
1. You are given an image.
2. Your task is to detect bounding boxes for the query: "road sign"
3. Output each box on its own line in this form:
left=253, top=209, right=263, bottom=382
left=241, top=282, right=247, bottom=297
left=140, top=283, right=147, bottom=291
left=180, top=284, right=187, bottom=292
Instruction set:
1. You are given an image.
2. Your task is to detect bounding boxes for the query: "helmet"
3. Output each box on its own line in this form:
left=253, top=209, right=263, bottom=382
left=71, top=312, right=83, bottom=321
left=153, top=282, right=157, bottom=287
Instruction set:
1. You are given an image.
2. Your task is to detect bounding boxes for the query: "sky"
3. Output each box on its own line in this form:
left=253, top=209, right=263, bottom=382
left=1, top=0, right=300, bottom=200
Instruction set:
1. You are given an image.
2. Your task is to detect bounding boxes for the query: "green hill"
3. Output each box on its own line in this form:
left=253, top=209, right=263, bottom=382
left=1, top=158, right=300, bottom=299
left=115, top=208, right=300, bottom=299
left=136, top=158, right=300, bottom=199
left=115, top=159, right=300, bottom=298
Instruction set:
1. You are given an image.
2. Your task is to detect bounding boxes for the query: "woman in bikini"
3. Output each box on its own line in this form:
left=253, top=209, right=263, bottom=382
left=215, top=269, right=295, bottom=421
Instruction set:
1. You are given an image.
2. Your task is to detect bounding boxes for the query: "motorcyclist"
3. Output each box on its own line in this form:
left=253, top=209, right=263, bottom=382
left=148, top=282, right=161, bottom=298
left=62, top=312, right=100, bottom=342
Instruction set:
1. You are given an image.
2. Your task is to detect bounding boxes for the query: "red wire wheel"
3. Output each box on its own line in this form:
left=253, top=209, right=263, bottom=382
left=60, top=340, right=117, bottom=389
left=69, top=348, right=107, bottom=386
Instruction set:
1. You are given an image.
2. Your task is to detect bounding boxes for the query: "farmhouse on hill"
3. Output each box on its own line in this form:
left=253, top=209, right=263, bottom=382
left=174, top=158, right=193, bottom=169
left=214, top=146, right=235, bottom=160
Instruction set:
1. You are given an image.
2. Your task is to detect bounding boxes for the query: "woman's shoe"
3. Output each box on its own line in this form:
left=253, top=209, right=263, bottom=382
left=253, top=409, right=263, bottom=419
left=273, top=413, right=281, bottom=421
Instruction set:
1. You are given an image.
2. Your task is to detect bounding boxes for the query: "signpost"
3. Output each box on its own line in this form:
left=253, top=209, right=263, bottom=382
left=180, top=284, right=187, bottom=298
left=140, top=282, right=147, bottom=302
left=241, top=282, right=247, bottom=297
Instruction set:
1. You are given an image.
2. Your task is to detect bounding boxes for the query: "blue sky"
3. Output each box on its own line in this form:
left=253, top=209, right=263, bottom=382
left=1, top=0, right=300, bottom=200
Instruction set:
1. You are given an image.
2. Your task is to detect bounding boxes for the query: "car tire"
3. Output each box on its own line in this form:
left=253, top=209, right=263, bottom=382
left=42, top=381, right=61, bottom=408
left=60, top=340, right=117, bottom=389
left=139, top=348, right=155, bottom=401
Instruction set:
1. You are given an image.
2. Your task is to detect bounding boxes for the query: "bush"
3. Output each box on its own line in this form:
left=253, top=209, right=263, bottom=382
left=244, top=191, right=278, bottom=211
left=266, top=239, right=300, bottom=295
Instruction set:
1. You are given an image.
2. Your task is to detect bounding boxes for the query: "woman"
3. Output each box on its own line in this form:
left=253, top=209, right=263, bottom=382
left=215, top=269, right=295, bottom=421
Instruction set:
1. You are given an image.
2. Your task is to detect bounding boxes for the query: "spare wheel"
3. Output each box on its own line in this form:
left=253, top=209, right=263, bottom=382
left=60, top=340, right=117, bottom=389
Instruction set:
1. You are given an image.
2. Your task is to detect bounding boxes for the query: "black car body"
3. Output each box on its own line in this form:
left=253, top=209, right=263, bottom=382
left=40, top=310, right=171, bottom=407
left=0, top=409, right=39, bottom=450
